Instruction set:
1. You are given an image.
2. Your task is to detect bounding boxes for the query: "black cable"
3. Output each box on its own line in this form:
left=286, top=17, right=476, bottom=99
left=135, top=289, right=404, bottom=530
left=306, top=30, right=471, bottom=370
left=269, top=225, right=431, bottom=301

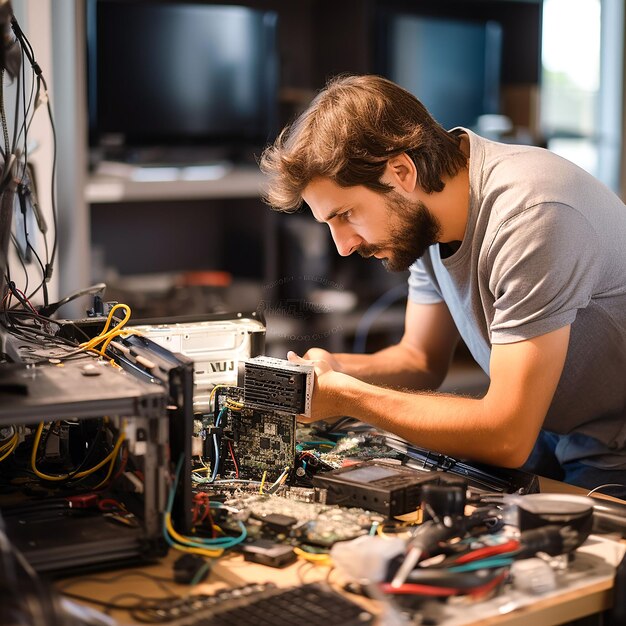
left=10, top=38, right=51, bottom=307
left=59, top=590, right=180, bottom=614
left=405, top=566, right=507, bottom=589
left=10, top=16, right=57, bottom=301
left=0, top=309, right=87, bottom=359
left=9, top=232, right=28, bottom=294
left=57, top=420, right=108, bottom=485
left=57, top=569, right=177, bottom=594
left=5, top=280, right=33, bottom=312
left=38, top=283, right=106, bottom=318
left=0, top=68, right=10, bottom=158
left=16, top=38, right=36, bottom=168
left=10, top=54, right=20, bottom=155
left=43, top=85, right=56, bottom=293
left=26, top=237, right=48, bottom=304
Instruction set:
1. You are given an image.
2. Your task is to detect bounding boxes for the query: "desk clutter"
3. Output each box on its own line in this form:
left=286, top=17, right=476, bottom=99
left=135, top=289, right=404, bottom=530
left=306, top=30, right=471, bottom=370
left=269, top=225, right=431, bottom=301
left=1, top=309, right=626, bottom=626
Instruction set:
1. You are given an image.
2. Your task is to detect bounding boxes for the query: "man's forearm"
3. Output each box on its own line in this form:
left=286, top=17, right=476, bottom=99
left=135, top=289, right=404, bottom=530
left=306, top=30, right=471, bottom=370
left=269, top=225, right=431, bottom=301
left=323, top=372, right=527, bottom=468
left=303, top=328, right=569, bottom=470
left=331, top=343, right=446, bottom=390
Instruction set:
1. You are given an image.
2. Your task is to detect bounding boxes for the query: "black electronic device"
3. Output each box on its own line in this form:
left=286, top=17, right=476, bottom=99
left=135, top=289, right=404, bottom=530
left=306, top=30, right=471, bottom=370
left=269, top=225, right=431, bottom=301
left=377, top=9, right=502, bottom=129
left=0, top=311, right=205, bottom=573
left=107, top=333, right=195, bottom=533
left=241, top=539, right=297, bottom=568
left=169, top=583, right=375, bottom=626
left=311, top=460, right=462, bottom=518
left=0, top=350, right=171, bottom=574
left=238, top=356, right=314, bottom=416
left=384, top=434, right=540, bottom=495
left=86, top=0, right=279, bottom=164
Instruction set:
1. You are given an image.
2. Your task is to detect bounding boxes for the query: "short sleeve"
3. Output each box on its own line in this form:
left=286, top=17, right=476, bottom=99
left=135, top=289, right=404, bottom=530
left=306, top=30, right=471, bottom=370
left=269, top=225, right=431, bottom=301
left=408, top=257, right=444, bottom=304
left=487, top=203, right=600, bottom=343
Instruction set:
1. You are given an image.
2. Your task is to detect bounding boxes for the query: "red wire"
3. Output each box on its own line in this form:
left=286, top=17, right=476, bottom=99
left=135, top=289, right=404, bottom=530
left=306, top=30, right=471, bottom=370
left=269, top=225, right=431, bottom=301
left=98, top=498, right=123, bottom=511
left=228, top=441, right=239, bottom=478
left=192, top=492, right=217, bottom=537
left=12, top=286, right=39, bottom=315
left=381, top=582, right=460, bottom=597
left=381, top=570, right=508, bottom=597
left=455, top=539, right=520, bottom=564
left=469, top=571, right=508, bottom=599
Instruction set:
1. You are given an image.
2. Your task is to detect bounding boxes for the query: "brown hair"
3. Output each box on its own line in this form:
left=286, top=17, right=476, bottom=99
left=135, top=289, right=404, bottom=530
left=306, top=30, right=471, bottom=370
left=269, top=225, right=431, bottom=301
left=259, top=74, right=467, bottom=212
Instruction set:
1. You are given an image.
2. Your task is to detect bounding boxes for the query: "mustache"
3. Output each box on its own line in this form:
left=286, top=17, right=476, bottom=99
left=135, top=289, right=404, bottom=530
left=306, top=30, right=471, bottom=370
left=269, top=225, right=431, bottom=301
left=356, top=243, right=382, bottom=259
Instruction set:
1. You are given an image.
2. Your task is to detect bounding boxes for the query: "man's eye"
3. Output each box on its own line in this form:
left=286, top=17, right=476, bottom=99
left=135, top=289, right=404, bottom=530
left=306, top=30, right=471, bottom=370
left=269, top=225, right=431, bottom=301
left=340, top=210, right=352, bottom=221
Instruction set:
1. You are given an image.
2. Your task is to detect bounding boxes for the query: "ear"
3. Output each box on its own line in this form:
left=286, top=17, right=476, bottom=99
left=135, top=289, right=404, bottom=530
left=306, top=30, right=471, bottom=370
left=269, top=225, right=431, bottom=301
left=385, top=153, right=417, bottom=193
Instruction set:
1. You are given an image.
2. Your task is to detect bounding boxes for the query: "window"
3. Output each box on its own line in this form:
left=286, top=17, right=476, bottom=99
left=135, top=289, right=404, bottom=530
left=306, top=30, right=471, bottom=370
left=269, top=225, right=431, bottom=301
left=541, top=0, right=623, bottom=190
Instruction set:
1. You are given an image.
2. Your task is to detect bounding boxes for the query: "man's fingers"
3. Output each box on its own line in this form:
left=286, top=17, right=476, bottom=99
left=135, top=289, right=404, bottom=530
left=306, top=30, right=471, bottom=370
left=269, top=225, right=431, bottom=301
left=287, top=350, right=306, bottom=363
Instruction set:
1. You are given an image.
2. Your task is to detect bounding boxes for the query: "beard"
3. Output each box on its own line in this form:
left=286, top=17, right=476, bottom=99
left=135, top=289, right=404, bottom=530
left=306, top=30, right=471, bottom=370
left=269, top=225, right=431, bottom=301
left=356, top=191, right=442, bottom=272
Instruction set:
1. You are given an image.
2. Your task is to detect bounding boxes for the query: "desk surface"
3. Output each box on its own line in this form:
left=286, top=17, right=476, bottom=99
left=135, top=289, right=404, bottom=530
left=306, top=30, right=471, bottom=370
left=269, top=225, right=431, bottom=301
left=56, top=477, right=626, bottom=626
left=58, top=538, right=622, bottom=626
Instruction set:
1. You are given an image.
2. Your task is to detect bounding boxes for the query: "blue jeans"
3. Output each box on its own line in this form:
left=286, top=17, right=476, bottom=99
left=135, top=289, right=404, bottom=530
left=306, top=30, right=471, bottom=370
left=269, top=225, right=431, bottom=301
left=521, top=430, right=626, bottom=500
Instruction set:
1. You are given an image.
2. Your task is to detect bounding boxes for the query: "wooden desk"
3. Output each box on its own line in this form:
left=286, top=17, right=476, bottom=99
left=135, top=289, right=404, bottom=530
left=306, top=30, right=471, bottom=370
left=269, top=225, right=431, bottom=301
left=58, top=483, right=626, bottom=626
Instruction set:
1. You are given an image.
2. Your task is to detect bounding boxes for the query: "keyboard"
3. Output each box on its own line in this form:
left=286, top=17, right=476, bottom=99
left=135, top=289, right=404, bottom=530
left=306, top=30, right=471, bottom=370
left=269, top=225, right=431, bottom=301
left=173, top=583, right=375, bottom=626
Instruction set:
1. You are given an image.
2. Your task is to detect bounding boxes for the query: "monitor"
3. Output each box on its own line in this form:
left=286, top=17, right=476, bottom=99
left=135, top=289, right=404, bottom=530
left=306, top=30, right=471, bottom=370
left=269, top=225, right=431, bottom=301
left=86, top=1, right=279, bottom=163
left=378, top=12, right=502, bottom=130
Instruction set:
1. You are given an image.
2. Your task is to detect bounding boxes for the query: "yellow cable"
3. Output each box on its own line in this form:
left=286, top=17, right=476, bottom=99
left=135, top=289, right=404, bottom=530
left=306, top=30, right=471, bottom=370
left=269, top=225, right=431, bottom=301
left=209, top=384, right=234, bottom=411
left=99, top=328, right=134, bottom=355
left=80, top=304, right=132, bottom=352
left=92, top=431, right=127, bottom=489
left=165, top=513, right=224, bottom=558
left=192, top=467, right=212, bottom=474
left=168, top=542, right=224, bottom=559
left=30, top=422, right=125, bottom=482
left=0, top=431, right=17, bottom=453
left=0, top=433, right=18, bottom=462
left=259, top=470, right=267, bottom=494
left=83, top=303, right=130, bottom=346
left=293, top=547, right=332, bottom=565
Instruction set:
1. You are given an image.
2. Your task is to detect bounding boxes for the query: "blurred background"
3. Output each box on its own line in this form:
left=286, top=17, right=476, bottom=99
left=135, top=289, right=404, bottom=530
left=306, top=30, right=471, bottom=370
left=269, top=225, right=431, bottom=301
left=10, top=0, right=624, bottom=392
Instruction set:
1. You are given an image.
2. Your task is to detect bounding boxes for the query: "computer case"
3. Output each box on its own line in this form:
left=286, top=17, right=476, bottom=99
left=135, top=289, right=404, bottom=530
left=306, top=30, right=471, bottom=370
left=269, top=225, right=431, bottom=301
left=0, top=350, right=171, bottom=575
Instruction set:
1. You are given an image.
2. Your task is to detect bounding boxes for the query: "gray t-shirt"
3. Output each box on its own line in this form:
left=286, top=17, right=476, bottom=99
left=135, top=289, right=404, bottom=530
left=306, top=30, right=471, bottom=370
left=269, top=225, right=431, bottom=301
left=408, top=129, right=626, bottom=458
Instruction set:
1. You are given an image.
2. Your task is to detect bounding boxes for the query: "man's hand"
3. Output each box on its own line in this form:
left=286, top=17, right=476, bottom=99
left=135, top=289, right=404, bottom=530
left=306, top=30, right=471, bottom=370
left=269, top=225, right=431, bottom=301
left=287, top=325, right=571, bottom=468
left=287, top=350, right=347, bottom=423
left=301, top=347, right=343, bottom=372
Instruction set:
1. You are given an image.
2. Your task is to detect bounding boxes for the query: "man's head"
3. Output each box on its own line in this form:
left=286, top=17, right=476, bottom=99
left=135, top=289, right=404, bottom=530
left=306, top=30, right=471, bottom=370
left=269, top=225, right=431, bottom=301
left=301, top=174, right=442, bottom=272
left=259, top=74, right=467, bottom=269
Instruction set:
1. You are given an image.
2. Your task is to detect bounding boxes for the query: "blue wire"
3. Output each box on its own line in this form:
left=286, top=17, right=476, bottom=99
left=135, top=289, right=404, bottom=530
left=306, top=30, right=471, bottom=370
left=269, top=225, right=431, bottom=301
left=449, top=557, right=514, bottom=573
left=210, top=434, right=220, bottom=482
left=209, top=406, right=227, bottom=483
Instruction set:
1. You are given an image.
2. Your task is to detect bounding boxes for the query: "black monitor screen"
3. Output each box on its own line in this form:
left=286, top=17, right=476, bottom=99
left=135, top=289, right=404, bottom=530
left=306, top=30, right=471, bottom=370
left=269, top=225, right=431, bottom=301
left=379, top=12, right=502, bottom=130
left=87, top=1, right=279, bottom=155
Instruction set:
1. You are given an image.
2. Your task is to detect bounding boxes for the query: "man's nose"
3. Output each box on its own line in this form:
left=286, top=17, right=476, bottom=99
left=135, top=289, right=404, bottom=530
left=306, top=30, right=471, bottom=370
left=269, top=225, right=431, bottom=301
left=329, top=223, right=360, bottom=256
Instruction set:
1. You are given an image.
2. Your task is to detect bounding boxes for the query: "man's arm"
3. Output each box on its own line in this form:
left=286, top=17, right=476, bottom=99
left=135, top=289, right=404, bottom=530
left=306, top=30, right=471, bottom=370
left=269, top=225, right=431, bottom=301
left=291, top=325, right=571, bottom=468
left=303, top=300, right=460, bottom=390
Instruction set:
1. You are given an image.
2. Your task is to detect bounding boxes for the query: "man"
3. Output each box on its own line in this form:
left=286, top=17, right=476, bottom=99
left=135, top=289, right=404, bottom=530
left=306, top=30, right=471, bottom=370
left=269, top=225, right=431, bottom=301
left=259, top=74, right=626, bottom=497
